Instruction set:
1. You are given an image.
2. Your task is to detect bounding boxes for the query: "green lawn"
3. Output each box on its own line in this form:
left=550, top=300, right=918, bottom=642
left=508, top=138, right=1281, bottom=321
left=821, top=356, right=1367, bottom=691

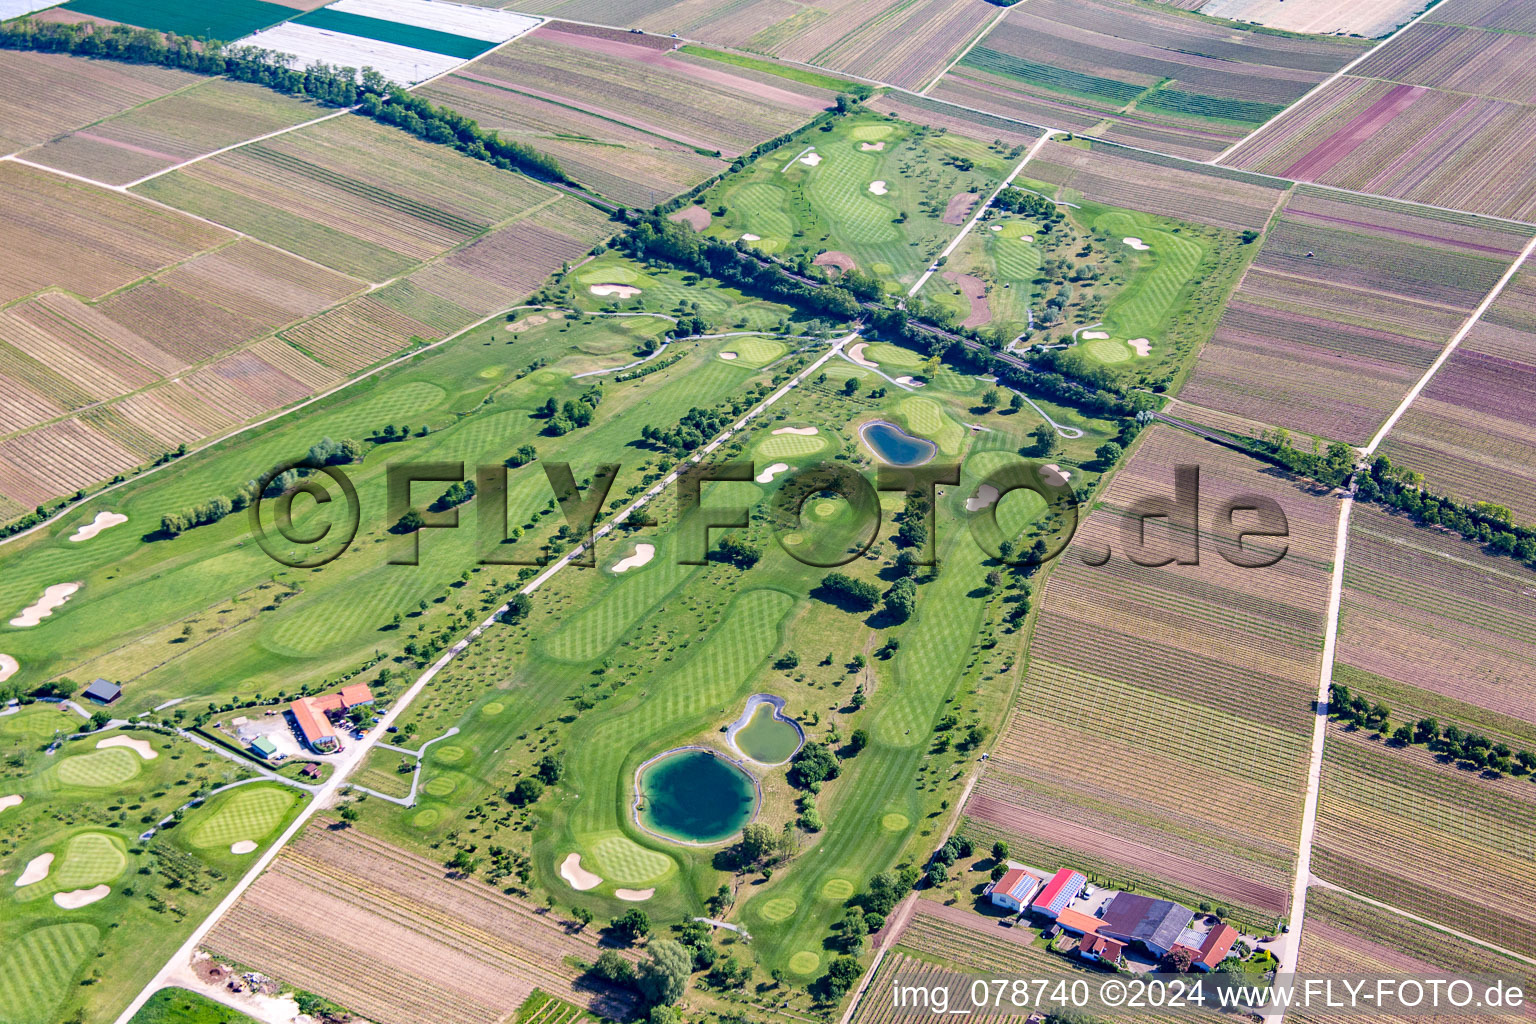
left=129, top=988, right=261, bottom=1024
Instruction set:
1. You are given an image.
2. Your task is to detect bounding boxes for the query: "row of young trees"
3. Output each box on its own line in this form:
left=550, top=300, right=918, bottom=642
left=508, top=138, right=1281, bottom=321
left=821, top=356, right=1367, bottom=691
left=1331, top=682, right=1536, bottom=779
left=158, top=437, right=366, bottom=537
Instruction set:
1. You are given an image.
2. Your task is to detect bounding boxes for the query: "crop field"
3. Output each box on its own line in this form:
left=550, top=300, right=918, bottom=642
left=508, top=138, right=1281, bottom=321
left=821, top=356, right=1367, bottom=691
left=1178, top=186, right=1531, bottom=444
left=963, top=425, right=1340, bottom=921
left=1293, top=889, right=1536, bottom=1024
left=929, top=0, right=1368, bottom=160
left=1313, top=735, right=1536, bottom=958
left=0, top=51, right=202, bottom=157
left=694, top=110, right=1015, bottom=291
left=205, top=823, right=637, bottom=1024
left=58, top=0, right=298, bottom=38
left=864, top=92, right=1043, bottom=149
left=763, top=0, right=1000, bottom=91
left=448, top=24, right=832, bottom=162
left=1376, top=272, right=1536, bottom=520
left=23, top=79, right=327, bottom=186
left=0, top=718, right=307, bottom=1024
left=1225, top=4, right=1536, bottom=221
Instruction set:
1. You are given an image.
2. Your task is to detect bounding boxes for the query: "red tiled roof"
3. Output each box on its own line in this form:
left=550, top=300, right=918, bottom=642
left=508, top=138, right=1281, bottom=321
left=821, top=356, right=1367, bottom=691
left=1031, top=868, right=1084, bottom=914
left=339, top=683, right=374, bottom=707
left=309, top=693, right=345, bottom=713
left=1197, top=924, right=1239, bottom=968
left=987, top=869, right=1035, bottom=901
left=1077, top=934, right=1124, bottom=961
left=1054, top=908, right=1103, bottom=936
left=291, top=697, right=336, bottom=746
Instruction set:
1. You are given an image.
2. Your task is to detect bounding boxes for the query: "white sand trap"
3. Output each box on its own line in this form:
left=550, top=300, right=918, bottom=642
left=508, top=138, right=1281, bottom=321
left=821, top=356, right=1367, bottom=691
left=231, top=840, right=258, bottom=855
left=847, top=343, right=878, bottom=368
left=740, top=233, right=760, bottom=241
left=15, top=853, right=52, bottom=887
left=560, top=852, right=602, bottom=891
left=54, top=884, right=109, bottom=909
left=10, top=582, right=80, bottom=627
left=772, top=426, right=819, bottom=436
left=860, top=142, right=885, bottom=151
left=1128, top=338, right=1151, bottom=356
left=868, top=180, right=888, bottom=195
left=613, top=543, right=655, bottom=573
left=589, top=284, right=641, bottom=298
left=1122, top=237, right=1150, bottom=251
left=989, top=225, right=1003, bottom=231
left=966, top=485, right=999, bottom=512
left=1042, top=464, right=1073, bottom=487
left=0, top=795, right=21, bottom=814
left=719, top=351, right=738, bottom=360
left=1081, top=331, right=1109, bottom=340
left=69, top=511, right=127, bottom=542
left=895, top=375, right=923, bottom=387
left=800, top=151, right=821, bottom=166
left=96, top=735, right=156, bottom=760
left=616, top=887, right=654, bottom=901
left=756, top=462, right=790, bottom=484
left=0, top=654, right=16, bottom=682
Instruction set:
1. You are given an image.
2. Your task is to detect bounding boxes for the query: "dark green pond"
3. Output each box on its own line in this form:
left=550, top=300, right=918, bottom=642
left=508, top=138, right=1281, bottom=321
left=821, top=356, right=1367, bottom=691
left=637, top=749, right=756, bottom=844
left=735, top=703, right=803, bottom=764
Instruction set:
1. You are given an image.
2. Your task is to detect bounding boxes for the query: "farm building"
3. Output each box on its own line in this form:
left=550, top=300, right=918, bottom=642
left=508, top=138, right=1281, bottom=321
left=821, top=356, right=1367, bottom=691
left=289, top=683, right=374, bottom=753
left=300, top=763, right=321, bottom=779
left=1054, top=907, right=1107, bottom=937
left=1074, top=934, right=1125, bottom=966
left=249, top=736, right=279, bottom=759
left=1030, top=868, right=1086, bottom=919
left=82, top=679, right=121, bottom=704
left=1099, top=893, right=1194, bottom=958
left=1171, top=923, right=1239, bottom=971
left=985, top=868, right=1043, bottom=911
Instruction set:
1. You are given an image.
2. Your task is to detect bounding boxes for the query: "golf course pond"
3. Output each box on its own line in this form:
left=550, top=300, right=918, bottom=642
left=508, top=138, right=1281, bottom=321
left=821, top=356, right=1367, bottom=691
left=635, top=748, right=758, bottom=845
left=860, top=420, right=936, bottom=467
left=726, top=693, right=804, bottom=765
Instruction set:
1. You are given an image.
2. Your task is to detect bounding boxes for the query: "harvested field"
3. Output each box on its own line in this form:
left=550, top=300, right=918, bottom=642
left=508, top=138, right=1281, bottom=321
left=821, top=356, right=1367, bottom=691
left=0, top=162, right=228, bottom=305
left=206, top=823, right=636, bottom=1024
left=931, top=0, right=1367, bottom=160
left=0, top=50, right=199, bottom=156
left=962, top=425, right=1341, bottom=919
left=0, top=420, right=142, bottom=508
left=1178, top=186, right=1530, bottom=443
left=24, top=79, right=327, bottom=186
left=1377, top=271, right=1536, bottom=520
left=1225, top=6, right=1536, bottom=221
left=775, top=0, right=999, bottom=91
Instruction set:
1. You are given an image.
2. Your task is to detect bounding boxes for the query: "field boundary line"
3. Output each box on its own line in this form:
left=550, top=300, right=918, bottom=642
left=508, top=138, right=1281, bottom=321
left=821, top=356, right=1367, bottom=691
left=918, top=1, right=1010, bottom=96
left=906, top=125, right=1055, bottom=299
left=111, top=333, right=852, bottom=1024
left=1364, top=233, right=1536, bottom=456
left=1212, top=0, right=1451, bottom=165
left=1, top=153, right=127, bottom=191
left=1309, top=878, right=1536, bottom=970
left=120, top=105, right=359, bottom=189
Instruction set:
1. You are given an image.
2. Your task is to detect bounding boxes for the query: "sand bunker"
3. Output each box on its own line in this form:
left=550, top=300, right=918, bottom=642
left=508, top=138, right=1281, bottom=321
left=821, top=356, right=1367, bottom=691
left=590, top=284, right=641, bottom=298
left=613, top=543, right=655, bottom=573
left=667, top=205, right=711, bottom=232
left=756, top=463, right=790, bottom=484
left=54, top=884, right=109, bottom=909
left=1042, top=464, right=1073, bottom=487
left=868, top=180, right=888, bottom=195
left=859, top=142, right=885, bottom=151
left=15, top=853, right=52, bottom=887
left=800, top=151, right=821, bottom=167
left=895, top=375, right=924, bottom=387
left=231, top=840, right=258, bottom=855
left=847, top=343, right=878, bottom=368
left=559, top=852, right=602, bottom=891
left=719, top=351, right=738, bottom=360
left=740, top=233, right=760, bottom=241
left=96, top=735, right=156, bottom=760
left=966, top=485, right=999, bottom=512
left=1128, top=338, right=1151, bottom=356
left=10, top=582, right=80, bottom=627
left=1081, top=331, right=1109, bottom=340
left=70, top=511, right=127, bottom=542
left=0, top=654, right=16, bottom=682
left=616, top=887, right=655, bottom=901
left=990, top=225, right=1003, bottom=231
left=772, top=426, right=819, bottom=436
left=0, top=795, right=21, bottom=814
left=1122, top=237, right=1150, bottom=251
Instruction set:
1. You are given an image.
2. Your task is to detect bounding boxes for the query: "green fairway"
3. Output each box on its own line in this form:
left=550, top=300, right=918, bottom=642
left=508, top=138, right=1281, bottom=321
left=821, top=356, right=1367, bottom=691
left=0, top=923, right=100, bottom=1024
left=55, top=832, right=128, bottom=890
left=187, top=785, right=297, bottom=849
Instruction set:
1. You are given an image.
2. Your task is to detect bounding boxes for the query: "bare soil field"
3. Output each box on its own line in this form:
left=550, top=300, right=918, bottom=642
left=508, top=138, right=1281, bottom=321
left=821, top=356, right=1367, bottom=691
left=206, top=823, right=636, bottom=1024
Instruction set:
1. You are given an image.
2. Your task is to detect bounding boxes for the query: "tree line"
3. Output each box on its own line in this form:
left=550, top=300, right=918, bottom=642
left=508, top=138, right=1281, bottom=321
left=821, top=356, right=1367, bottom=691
left=1330, top=682, right=1536, bottom=780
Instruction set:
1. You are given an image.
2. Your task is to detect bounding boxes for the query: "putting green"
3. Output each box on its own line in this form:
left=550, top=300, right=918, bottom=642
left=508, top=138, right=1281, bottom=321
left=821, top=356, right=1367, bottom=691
left=55, top=832, right=127, bottom=889
left=757, top=433, right=826, bottom=459
left=863, top=342, right=923, bottom=368
left=432, top=745, right=466, bottom=763
left=881, top=812, right=910, bottom=832
left=577, top=264, right=640, bottom=285
left=727, top=181, right=795, bottom=250
left=589, top=833, right=674, bottom=885
left=820, top=878, right=855, bottom=901
left=726, top=337, right=786, bottom=367
left=0, top=923, right=99, bottom=1024
left=411, top=808, right=440, bottom=828
left=897, top=397, right=944, bottom=436
left=850, top=124, right=894, bottom=141
left=760, top=897, right=798, bottom=922
left=787, top=951, right=821, bottom=975
left=423, top=773, right=458, bottom=797
left=480, top=701, right=505, bottom=716
left=188, top=786, right=296, bottom=849
left=0, top=708, right=75, bottom=737
left=1084, top=338, right=1133, bottom=363
left=809, top=499, right=844, bottom=520
left=55, top=748, right=141, bottom=788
